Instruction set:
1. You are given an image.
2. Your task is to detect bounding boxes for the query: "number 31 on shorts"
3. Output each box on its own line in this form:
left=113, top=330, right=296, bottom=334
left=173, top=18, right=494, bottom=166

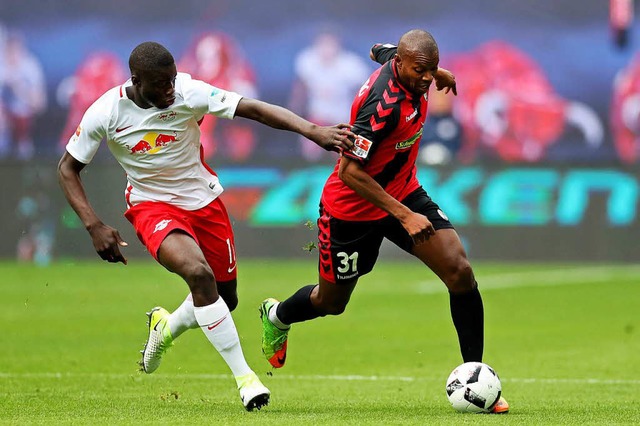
left=336, top=251, right=359, bottom=274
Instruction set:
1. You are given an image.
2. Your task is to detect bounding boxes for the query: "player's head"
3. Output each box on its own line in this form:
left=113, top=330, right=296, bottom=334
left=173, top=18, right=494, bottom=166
left=395, top=29, right=439, bottom=96
left=129, top=42, right=177, bottom=109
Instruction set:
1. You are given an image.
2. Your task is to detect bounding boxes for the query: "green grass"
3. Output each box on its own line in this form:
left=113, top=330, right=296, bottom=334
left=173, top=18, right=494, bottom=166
left=1, top=260, right=639, bottom=424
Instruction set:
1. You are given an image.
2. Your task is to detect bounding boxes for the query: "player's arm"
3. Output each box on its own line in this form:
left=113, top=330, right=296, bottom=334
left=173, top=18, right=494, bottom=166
left=369, top=43, right=398, bottom=64
left=338, top=155, right=435, bottom=244
left=234, top=97, right=354, bottom=152
left=434, top=68, right=457, bottom=95
left=58, top=96, right=129, bottom=265
left=57, top=153, right=128, bottom=264
left=369, top=43, right=457, bottom=95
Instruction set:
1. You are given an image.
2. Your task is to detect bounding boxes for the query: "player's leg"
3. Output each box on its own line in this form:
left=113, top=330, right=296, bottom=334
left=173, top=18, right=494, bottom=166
left=159, top=279, right=237, bottom=347
left=411, top=229, right=484, bottom=362
left=386, top=188, right=484, bottom=363
left=165, top=293, right=198, bottom=340
left=260, top=276, right=358, bottom=368
left=409, top=217, right=509, bottom=414
left=261, top=276, right=359, bottom=369
left=159, top=231, right=268, bottom=410
left=260, top=206, right=380, bottom=368
left=126, top=200, right=267, bottom=410
left=124, top=203, right=196, bottom=374
left=216, top=279, right=238, bottom=311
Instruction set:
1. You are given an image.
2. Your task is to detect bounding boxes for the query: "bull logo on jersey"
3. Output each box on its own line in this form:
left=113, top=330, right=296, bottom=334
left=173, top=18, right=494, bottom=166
left=130, top=132, right=178, bottom=154
left=395, top=128, right=423, bottom=150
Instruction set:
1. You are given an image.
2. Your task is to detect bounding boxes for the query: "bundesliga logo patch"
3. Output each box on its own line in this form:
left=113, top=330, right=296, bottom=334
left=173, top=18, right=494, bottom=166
left=352, top=135, right=373, bottom=159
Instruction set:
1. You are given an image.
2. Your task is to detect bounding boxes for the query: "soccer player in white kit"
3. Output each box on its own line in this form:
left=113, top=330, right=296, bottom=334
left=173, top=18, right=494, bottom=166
left=57, top=41, right=355, bottom=411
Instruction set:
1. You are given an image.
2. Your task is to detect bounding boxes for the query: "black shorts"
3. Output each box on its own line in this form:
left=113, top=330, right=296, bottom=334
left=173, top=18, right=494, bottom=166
left=317, top=187, right=454, bottom=284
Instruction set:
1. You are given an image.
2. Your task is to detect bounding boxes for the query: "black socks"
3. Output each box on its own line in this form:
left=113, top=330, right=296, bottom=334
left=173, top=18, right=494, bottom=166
left=276, top=284, right=324, bottom=325
left=449, top=285, right=484, bottom=362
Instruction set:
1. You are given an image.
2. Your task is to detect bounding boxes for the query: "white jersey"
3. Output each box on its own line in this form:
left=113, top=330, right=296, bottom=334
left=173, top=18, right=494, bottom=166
left=65, top=72, right=242, bottom=210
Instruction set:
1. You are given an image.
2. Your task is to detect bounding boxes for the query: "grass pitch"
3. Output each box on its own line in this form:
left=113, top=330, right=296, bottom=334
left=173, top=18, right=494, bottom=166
left=1, top=260, right=639, bottom=424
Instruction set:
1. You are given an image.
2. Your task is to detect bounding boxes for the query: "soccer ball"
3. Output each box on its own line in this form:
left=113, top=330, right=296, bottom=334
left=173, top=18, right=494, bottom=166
left=445, top=362, right=502, bottom=413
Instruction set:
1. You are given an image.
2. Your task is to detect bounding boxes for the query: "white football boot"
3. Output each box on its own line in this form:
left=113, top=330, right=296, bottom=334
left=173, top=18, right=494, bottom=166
left=236, top=372, right=270, bottom=411
left=140, top=307, right=173, bottom=373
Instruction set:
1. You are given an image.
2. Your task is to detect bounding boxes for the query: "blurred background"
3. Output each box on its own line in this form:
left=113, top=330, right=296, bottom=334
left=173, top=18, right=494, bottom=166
left=0, top=0, right=638, bottom=264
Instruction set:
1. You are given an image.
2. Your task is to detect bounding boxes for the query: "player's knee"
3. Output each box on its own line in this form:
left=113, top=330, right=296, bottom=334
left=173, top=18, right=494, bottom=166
left=444, top=260, right=475, bottom=293
left=187, top=261, right=214, bottom=284
left=184, top=262, right=216, bottom=296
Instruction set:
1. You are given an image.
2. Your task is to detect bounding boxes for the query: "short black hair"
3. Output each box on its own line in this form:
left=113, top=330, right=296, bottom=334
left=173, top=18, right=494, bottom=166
left=398, top=29, right=438, bottom=57
left=129, top=41, right=175, bottom=73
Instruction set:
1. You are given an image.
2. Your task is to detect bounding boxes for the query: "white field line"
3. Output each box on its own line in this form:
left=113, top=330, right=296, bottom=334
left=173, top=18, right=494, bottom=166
left=0, top=372, right=639, bottom=385
left=416, top=265, right=640, bottom=294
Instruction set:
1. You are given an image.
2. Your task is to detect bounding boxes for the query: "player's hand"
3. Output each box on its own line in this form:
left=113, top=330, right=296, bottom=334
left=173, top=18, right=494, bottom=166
left=400, top=212, right=436, bottom=245
left=310, top=123, right=355, bottom=153
left=87, top=222, right=128, bottom=265
left=434, top=68, right=457, bottom=95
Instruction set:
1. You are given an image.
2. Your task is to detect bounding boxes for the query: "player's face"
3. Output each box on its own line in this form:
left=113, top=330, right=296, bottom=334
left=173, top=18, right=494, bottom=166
left=137, top=64, right=177, bottom=109
left=396, top=49, right=439, bottom=96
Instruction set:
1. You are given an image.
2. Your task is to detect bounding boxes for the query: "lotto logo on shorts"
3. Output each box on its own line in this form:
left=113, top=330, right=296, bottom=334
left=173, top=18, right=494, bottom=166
left=352, top=135, right=373, bottom=159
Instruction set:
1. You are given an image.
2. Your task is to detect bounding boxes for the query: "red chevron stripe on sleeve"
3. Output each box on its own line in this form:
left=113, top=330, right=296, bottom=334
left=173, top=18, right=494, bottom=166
left=370, top=115, right=386, bottom=131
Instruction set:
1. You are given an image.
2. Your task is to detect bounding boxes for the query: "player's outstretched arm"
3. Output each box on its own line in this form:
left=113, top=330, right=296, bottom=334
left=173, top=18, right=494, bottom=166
left=57, top=152, right=128, bottom=264
left=234, top=98, right=355, bottom=152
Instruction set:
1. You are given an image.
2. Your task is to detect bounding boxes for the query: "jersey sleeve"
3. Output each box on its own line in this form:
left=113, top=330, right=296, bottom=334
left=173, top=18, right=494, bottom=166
left=343, top=71, right=400, bottom=163
left=65, top=95, right=109, bottom=164
left=371, top=43, right=397, bottom=65
left=180, top=73, right=242, bottom=119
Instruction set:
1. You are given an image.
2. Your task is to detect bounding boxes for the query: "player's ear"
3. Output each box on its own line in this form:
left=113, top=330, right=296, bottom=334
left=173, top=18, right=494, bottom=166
left=131, top=73, right=140, bottom=86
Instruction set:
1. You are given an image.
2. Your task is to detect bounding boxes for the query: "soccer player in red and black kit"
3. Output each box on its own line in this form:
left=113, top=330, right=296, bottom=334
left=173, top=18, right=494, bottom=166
left=259, top=29, right=508, bottom=413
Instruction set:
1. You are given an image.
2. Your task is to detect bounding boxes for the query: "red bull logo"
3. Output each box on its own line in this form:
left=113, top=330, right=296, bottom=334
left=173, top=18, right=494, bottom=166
left=130, top=132, right=178, bottom=154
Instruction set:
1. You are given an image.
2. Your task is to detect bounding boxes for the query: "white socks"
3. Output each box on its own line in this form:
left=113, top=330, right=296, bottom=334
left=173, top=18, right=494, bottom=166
left=268, top=301, right=290, bottom=330
left=193, top=297, right=252, bottom=378
left=167, top=294, right=198, bottom=339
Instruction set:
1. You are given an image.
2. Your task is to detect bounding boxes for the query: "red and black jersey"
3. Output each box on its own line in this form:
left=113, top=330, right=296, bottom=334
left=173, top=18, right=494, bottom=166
left=321, top=56, right=428, bottom=221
